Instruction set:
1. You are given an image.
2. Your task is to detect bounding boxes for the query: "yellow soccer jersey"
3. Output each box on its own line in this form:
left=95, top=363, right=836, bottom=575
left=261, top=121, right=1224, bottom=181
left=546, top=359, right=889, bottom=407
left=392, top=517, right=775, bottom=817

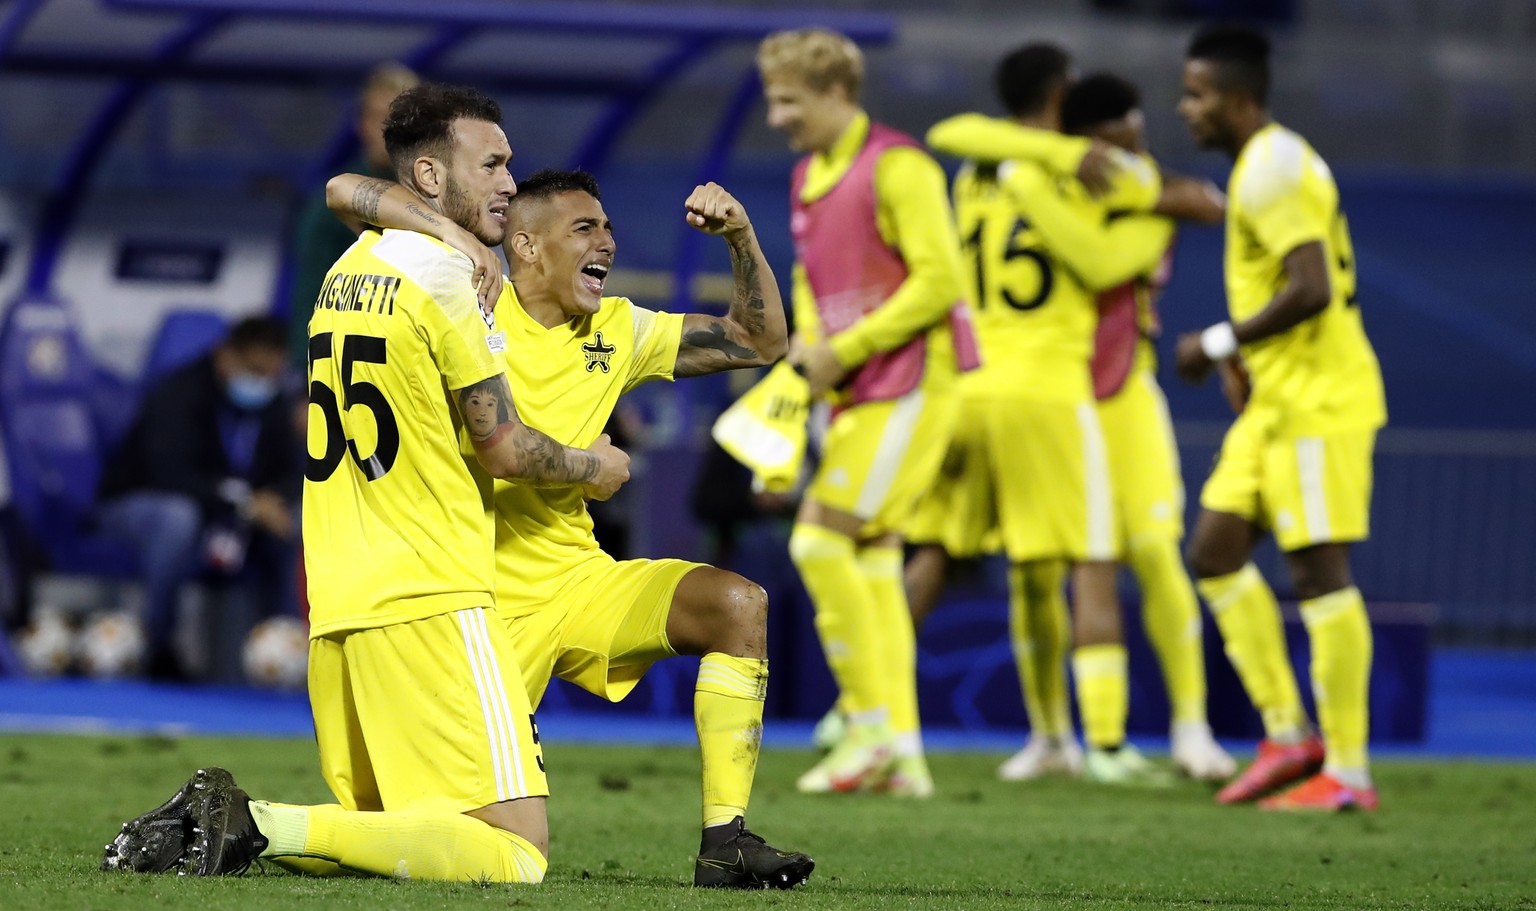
left=955, top=158, right=1172, bottom=402
left=303, top=229, right=507, bottom=637
left=486, top=284, right=684, bottom=603
left=1226, top=123, right=1386, bottom=433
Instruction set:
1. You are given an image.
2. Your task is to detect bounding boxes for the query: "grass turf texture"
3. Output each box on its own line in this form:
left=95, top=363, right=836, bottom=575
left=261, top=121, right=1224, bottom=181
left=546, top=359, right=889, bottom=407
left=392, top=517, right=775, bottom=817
left=2, top=734, right=1532, bottom=910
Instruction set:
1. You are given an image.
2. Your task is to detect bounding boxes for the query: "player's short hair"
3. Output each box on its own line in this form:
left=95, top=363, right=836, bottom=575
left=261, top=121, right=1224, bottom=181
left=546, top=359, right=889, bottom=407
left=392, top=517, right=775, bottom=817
left=223, top=316, right=286, bottom=353
left=994, top=43, right=1072, bottom=118
left=1187, top=24, right=1271, bottom=106
left=506, top=169, right=603, bottom=233
left=382, top=83, right=502, bottom=180
left=514, top=169, right=603, bottom=205
left=1061, top=72, right=1141, bottom=136
left=756, top=28, right=864, bottom=98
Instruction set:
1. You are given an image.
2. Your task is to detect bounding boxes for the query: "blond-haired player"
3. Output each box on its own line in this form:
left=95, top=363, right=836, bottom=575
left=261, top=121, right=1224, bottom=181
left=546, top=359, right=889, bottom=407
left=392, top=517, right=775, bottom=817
left=1177, top=24, right=1386, bottom=811
left=756, top=28, right=979, bottom=798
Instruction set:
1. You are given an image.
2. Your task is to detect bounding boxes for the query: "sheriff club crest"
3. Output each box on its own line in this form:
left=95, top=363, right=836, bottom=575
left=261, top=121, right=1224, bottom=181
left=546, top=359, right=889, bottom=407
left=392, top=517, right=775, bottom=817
left=582, top=331, right=616, bottom=373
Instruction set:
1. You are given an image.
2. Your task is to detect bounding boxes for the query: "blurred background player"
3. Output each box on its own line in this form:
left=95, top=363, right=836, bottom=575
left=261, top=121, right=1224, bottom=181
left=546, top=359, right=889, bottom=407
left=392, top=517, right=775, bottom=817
left=1061, top=72, right=1235, bottom=782
left=756, top=27, right=977, bottom=798
left=1175, top=25, right=1386, bottom=811
left=105, top=83, right=630, bottom=882
left=96, top=316, right=302, bottom=681
left=285, top=62, right=420, bottom=371
left=919, top=43, right=1177, bottom=786
left=325, top=168, right=813, bottom=887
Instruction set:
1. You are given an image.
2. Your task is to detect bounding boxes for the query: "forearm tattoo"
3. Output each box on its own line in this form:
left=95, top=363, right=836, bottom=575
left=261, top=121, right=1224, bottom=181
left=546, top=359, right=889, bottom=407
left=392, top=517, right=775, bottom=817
left=727, top=233, right=767, bottom=336
left=404, top=201, right=441, bottom=229
left=462, top=375, right=600, bottom=485
left=351, top=178, right=392, bottom=226
left=514, top=426, right=601, bottom=486
left=682, top=320, right=757, bottom=362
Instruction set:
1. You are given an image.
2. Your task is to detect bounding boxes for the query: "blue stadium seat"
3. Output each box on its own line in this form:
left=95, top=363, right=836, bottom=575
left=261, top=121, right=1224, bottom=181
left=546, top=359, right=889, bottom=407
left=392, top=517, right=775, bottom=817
left=0, top=295, right=136, bottom=577
left=84, top=310, right=228, bottom=452
left=142, top=308, right=228, bottom=382
left=89, top=362, right=139, bottom=453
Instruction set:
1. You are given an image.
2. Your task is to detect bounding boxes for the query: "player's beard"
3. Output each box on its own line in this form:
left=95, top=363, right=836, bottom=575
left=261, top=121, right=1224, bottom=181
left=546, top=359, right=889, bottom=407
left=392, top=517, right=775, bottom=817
left=443, top=174, right=499, bottom=246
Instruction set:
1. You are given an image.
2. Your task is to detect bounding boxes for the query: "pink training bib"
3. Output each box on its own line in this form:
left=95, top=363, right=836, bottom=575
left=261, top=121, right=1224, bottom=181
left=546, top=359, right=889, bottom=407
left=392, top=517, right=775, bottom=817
left=791, top=122, right=978, bottom=406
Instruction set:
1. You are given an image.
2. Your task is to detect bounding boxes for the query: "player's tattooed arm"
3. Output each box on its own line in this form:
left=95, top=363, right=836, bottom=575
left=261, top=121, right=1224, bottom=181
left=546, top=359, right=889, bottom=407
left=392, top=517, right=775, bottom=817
left=350, top=178, right=391, bottom=226
left=328, top=172, right=502, bottom=307
left=456, top=374, right=630, bottom=499
left=674, top=182, right=788, bottom=378
left=328, top=173, right=445, bottom=233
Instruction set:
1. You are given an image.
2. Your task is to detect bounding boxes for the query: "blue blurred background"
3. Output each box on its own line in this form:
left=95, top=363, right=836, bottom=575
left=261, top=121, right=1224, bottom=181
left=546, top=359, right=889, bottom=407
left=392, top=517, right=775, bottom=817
left=0, top=0, right=1532, bottom=751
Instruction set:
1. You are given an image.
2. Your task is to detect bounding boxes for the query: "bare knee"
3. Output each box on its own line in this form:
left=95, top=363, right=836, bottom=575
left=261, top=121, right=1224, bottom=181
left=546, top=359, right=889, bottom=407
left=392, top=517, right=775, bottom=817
left=1184, top=540, right=1226, bottom=581
left=1285, top=544, right=1353, bottom=601
left=716, top=575, right=769, bottom=655
left=1186, top=511, right=1254, bottom=579
left=1071, top=561, right=1122, bottom=646
left=667, top=568, right=768, bottom=658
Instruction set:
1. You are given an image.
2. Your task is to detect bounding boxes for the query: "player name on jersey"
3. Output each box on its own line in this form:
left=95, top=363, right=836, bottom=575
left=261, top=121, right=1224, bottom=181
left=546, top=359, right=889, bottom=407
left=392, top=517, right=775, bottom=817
left=315, top=271, right=402, bottom=316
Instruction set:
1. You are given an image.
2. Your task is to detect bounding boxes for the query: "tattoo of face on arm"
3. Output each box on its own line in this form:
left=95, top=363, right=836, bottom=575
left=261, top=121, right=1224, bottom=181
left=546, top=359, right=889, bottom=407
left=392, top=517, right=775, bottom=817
left=460, top=374, right=514, bottom=443
left=352, top=178, right=392, bottom=226
left=460, top=373, right=600, bottom=485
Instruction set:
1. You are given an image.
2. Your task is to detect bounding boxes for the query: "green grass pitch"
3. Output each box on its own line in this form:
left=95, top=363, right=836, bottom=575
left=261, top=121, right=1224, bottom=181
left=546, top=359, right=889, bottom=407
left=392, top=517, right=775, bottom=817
left=2, top=732, right=1533, bottom=910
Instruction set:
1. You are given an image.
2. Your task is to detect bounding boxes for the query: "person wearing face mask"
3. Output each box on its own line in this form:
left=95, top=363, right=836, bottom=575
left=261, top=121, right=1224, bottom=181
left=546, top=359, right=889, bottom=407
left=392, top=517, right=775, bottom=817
left=97, top=316, right=303, bottom=681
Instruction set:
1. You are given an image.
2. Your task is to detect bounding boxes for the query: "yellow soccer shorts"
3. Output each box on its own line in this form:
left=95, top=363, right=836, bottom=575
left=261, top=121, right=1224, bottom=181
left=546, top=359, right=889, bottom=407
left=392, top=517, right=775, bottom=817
left=1097, top=368, right=1186, bottom=550
left=502, top=555, right=702, bottom=709
left=806, top=388, right=958, bottom=538
left=904, top=393, right=1000, bottom=557
left=1200, top=405, right=1377, bottom=552
left=309, top=607, right=549, bottom=815
left=906, top=393, right=1115, bottom=564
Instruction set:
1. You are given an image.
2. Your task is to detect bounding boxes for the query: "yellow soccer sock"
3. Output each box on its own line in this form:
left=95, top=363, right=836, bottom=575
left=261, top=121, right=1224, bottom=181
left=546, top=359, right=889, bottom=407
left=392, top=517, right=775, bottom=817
left=1198, top=563, right=1309, bottom=740
left=1300, top=586, right=1373, bottom=772
left=1008, top=562, right=1073, bottom=739
left=1072, top=643, right=1129, bottom=749
left=1129, top=537, right=1208, bottom=725
left=269, top=856, right=354, bottom=877
left=301, top=805, right=547, bottom=883
left=695, top=652, right=768, bottom=828
left=252, top=802, right=352, bottom=877
left=788, top=523, right=884, bottom=718
left=858, top=544, right=922, bottom=750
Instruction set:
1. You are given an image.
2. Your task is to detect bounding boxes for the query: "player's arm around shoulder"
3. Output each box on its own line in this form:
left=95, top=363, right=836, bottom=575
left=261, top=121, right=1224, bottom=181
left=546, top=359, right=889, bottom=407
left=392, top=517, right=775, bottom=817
left=672, top=182, right=788, bottom=379
left=925, top=113, right=1094, bottom=182
left=1001, top=160, right=1172, bottom=292
left=326, top=172, right=504, bottom=310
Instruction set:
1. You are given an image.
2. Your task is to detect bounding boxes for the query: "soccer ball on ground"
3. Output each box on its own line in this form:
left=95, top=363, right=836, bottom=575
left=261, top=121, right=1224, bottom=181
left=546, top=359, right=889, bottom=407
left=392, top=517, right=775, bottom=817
left=16, top=610, right=77, bottom=677
left=76, top=610, right=146, bottom=679
left=242, top=616, right=308, bottom=690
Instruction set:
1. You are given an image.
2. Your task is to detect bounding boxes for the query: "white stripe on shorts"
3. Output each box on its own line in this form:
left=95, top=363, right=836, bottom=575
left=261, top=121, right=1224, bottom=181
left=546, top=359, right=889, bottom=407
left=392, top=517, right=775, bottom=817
left=1296, top=437, right=1331, bottom=541
left=853, top=390, right=926, bottom=520
left=1076, top=402, right=1115, bottom=560
left=456, top=608, right=527, bottom=801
